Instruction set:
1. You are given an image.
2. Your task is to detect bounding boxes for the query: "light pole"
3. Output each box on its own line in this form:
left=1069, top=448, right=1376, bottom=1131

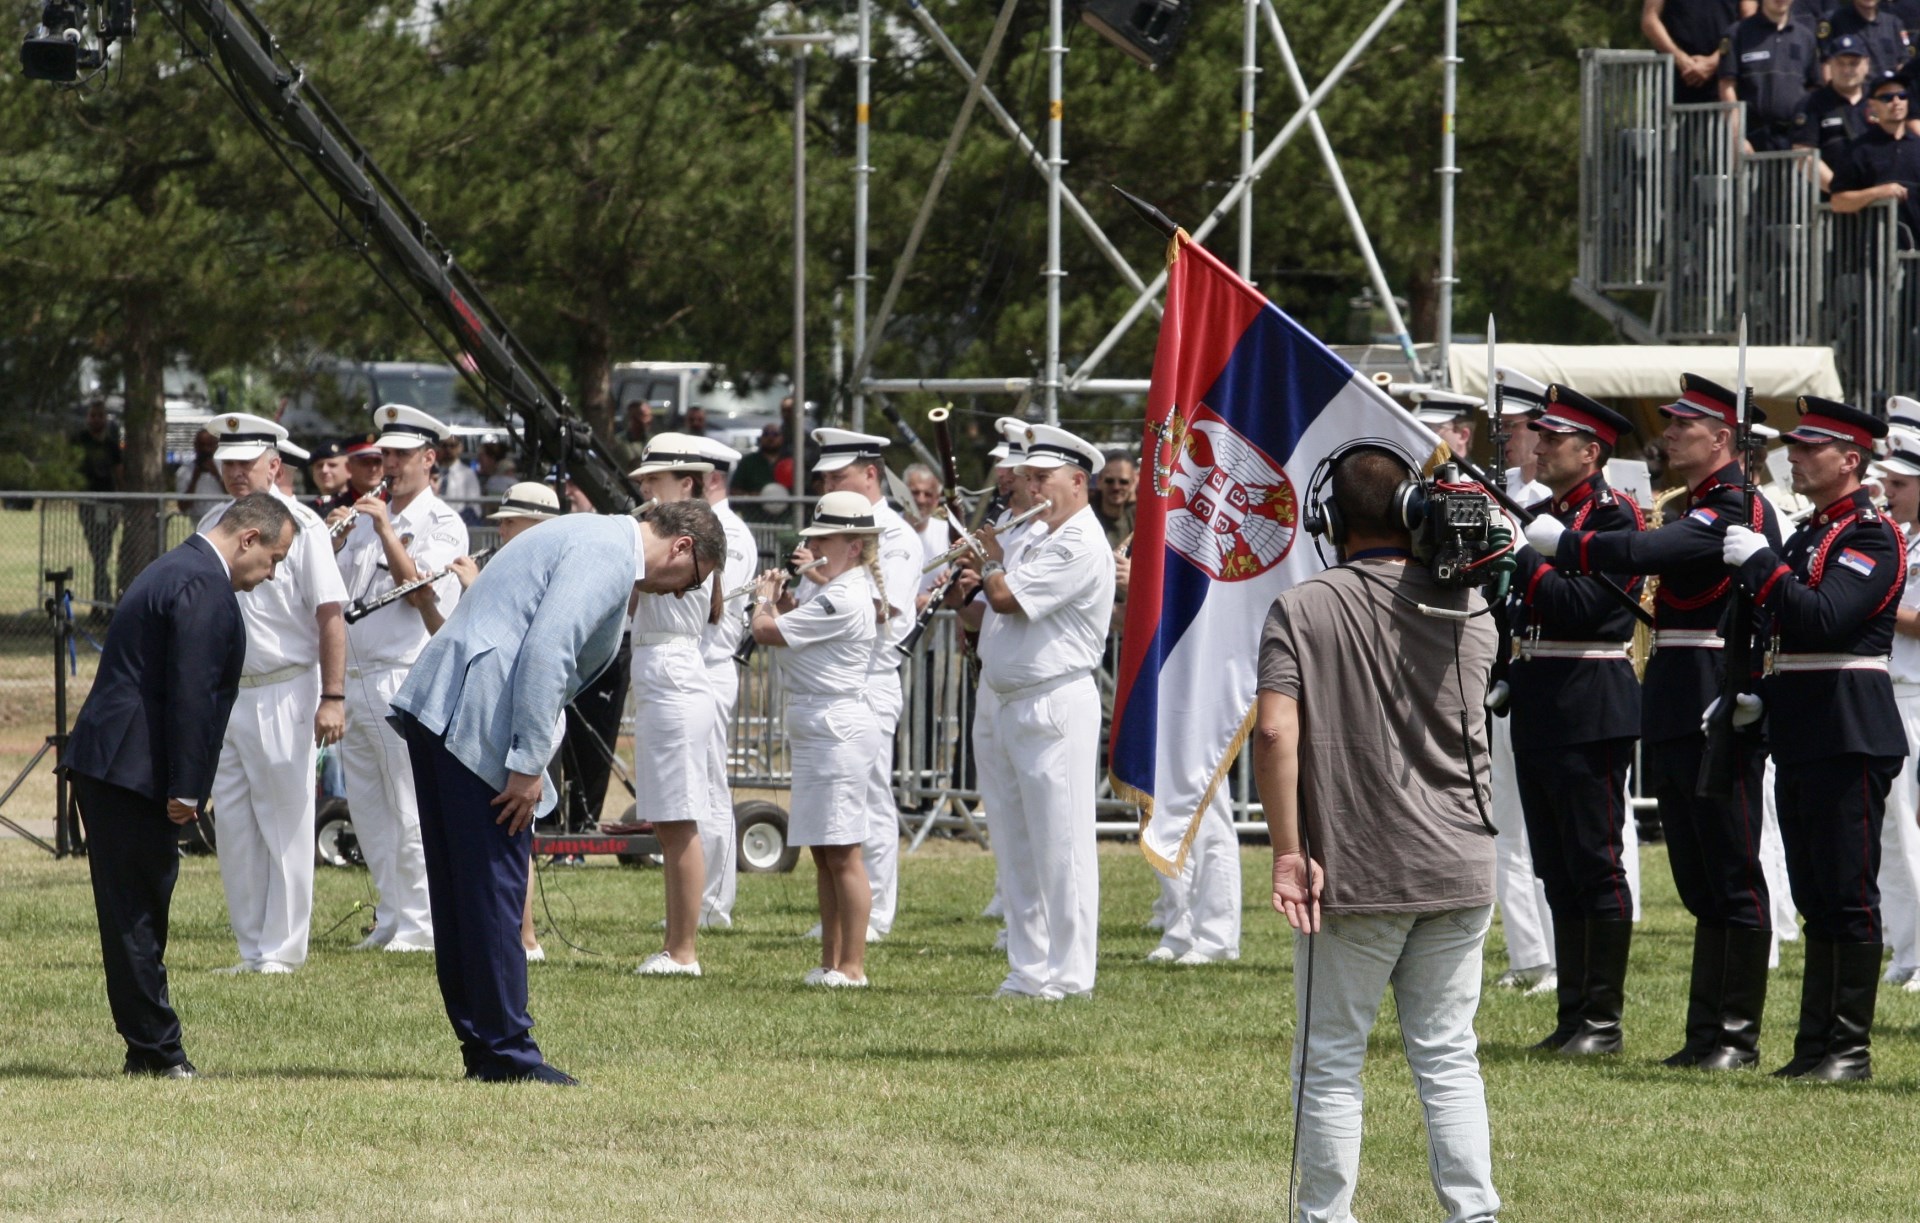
left=764, top=30, right=836, bottom=533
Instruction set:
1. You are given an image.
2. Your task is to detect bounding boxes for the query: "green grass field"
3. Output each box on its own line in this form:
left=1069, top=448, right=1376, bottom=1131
left=1, top=838, right=1917, bottom=1221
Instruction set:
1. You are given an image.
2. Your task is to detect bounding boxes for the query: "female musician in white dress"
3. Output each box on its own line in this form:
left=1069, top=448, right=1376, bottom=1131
left=750, top=492, right=885, bottom=987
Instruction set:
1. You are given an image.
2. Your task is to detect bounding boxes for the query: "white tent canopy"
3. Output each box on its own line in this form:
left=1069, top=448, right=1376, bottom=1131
left=1444, top=344, right=1843, bottom=403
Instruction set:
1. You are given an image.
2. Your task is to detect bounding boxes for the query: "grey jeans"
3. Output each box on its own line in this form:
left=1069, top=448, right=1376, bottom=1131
left=1290, top=905, right=1500, bottom=1223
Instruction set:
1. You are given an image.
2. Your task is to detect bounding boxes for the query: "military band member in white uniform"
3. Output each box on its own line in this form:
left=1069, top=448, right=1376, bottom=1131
left=199, top=414, right=348, bottom=974
left=956, top=424, right=1116, bottom=1000
left=795, top=428, right=922, bottom=942
left=981, top=419, right=1038, bottom=940
left=752, top=491, right=886, bottom=987
left=327, top=404, right=469, bottom=953
left=628, top=435, right=722, bottom=977
left=1871, top=438, right=1920, bottom=993
left=690, top=435, right=758, bottom=928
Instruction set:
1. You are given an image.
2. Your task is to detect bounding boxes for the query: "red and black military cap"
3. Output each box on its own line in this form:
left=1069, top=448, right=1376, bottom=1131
left=1660, top=374, right=1767, bottom=428
left=1530, top=384, right=1635, bottom=447
left=1784, top=396, right=1888, bottom=447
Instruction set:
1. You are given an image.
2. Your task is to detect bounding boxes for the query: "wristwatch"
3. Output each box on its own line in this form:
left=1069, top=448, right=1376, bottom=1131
left=981, top=561, right=1005, bottom=580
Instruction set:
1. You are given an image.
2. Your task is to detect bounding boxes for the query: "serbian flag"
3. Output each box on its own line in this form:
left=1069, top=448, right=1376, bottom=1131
left=1109, top=232, right=1441, bottom=875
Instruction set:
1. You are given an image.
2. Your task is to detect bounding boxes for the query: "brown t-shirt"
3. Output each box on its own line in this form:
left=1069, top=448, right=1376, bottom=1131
left=1257, top=557, right=1498, bottom=914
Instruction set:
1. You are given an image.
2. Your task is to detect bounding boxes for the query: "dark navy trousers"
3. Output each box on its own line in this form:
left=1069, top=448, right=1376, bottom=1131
left=1643, top=733, right=1772, bottom=931
left=397, top=714, right=544, bottom=1079
left=1775, top=754, right=1900, bottom=945
left=1515, top=739, right=1636, bottom=922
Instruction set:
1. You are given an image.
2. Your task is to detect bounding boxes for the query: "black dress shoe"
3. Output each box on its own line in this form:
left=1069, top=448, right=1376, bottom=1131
left=469, top=1062, right=578, bottom=1086
left=124, top=1060, right=197, bottom=1079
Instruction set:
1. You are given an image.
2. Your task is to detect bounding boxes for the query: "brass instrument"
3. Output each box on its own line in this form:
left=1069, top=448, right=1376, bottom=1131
left=922, top=498, right=1052, bottom=574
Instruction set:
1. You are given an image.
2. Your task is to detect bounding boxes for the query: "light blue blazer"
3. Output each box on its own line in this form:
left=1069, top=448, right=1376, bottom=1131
left=391, top=513, right=637, bottom=815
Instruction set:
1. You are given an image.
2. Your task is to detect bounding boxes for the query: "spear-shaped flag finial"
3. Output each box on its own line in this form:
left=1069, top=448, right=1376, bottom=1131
left=1111, top=184, right=1182, bottom=240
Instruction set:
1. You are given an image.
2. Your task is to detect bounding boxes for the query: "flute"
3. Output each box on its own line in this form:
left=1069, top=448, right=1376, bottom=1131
left=327, top=478, right=392, bottom=539
left=921, top=498, right=1052, bottom=574
left=343, top=547, right=495, bottom=624
left=723, top=556, right=826, bottom=604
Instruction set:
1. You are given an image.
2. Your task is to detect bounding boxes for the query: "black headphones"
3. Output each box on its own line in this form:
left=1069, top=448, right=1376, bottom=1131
left=1302, top=440, right=1427, bottom=548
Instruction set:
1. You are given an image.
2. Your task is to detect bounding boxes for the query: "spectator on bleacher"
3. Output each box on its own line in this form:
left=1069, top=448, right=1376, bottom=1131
left=1820, top=0, right=1915, bottom=82
left=1720, top=0, right=1823, bottom=151
left=1794, top=34, right=1874, bottom=189
left=1644, top=0, right=1745, bottom=106
left=1832, top=72, right=1920, bottom=242
left=71, top=399, right=123, bottom=614
left=175, top=428, right=224, bottom=509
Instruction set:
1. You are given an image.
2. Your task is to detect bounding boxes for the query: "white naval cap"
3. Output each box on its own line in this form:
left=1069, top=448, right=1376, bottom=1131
left=208, top=412, right=289, bottom=463
left=1494, top=366, right=1549, bottom=414
left=685, top=434, right=743, bottom=473
left=798, top=489, right=883, bottom=537
left=487, top=481, right=561, bottom=521
left=811, top=427, right=889, bottom=473
left=1887, top=395, right=1920, bottom=434
left=1019, top=422, right=1104, bottom=474
left=628, top=432, right=715, bottom=478
left=1411, top=389, right=1479, bottom=426
left=278, top=438, right=311, bottom=463
left=372, top=402, right=452, bottom=450
left=994, top=417, right=1029, bottom=469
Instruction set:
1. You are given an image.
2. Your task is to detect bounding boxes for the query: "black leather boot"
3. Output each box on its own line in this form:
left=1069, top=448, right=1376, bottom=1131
left=1802, top=942, right=1879, bottom=1083
left=1772, top=939, right=1835, bottom=1078
left=1696, top=926, right=1770, bottom=1071
left=1560, top=919, right=1631, bottom=1056
left=1662, top=925, right=1725, bottom=1068
left=1532, top=916, right=1585, bottom=1052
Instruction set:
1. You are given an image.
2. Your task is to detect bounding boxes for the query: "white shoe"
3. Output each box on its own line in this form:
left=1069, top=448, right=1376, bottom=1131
left=991, top=984, right=1035, bottom=1000
left=1904, top=975, right=1920, bottom=994
left=384, top=937, right=434, bottom=954
left=1175, top=949, right=1225, bottom=966
left=635, top=951, right=701, bottom=977
left=349, top=932, right=391, bottom=952
left=1143, top=917, right=1165, bottom=932
left=1145, top=945, right=1178, bottom=964
left=211, top=961, right=259, bottom=975
left=700, top=913, right=734, bottom=931
left=525, top=946, right=546, bottom=963
left=1525, top=970, right=1559, bottom=997
left=822, top=970, right=869, bottom=989
left=803, top=966, right=830, bottom=986
left=803, top=923, right=823, bottom=941
left=1495, top=963, right=1550, bottom=990
left=256, top=961, right=295, bottom=975
left=992, top=927, right=1009, bottom=951
left=1883, top=964, right=1915, bottom=986
left=866, top=925, right=883, bottom=943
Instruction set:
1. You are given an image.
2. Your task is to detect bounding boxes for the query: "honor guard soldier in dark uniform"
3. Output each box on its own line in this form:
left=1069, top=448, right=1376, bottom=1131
left=1821, top=0, right=1915, bottom=81
left=1528, top=376, right=1784, bottom=1071
left=1720, top=0, right=1824, bottom=151
left=1501, top=387, right=1645, bottom=1057
left=1721, top=397, right=1908, bottom=1082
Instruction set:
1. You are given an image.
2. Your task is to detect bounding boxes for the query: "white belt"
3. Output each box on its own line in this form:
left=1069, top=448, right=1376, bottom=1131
left=1652, top=629, right=1723, bottom=651
left=1517, top=640, right=1631, bottom=662
left=633, top=631, right=699, bottom=648
left=346, top=662, right=408, bottom=679
left=1771, top=653, right=1890, bottom=673
left=237, top=663, right=310, bottom=689
left=987, top=669, right=1094, bottom=702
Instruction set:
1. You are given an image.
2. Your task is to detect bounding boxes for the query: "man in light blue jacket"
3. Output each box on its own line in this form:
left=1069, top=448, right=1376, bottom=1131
left=390, top=500, right=726, bottom=1084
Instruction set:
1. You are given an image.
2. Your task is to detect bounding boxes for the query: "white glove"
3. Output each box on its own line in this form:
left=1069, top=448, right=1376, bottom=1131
left=1722, top=524, right=1768, bottom=566
left=1700, top=692, right=1764, bottom=733
left=1484, top=679, right=1511, bottom=712
left=1523, top=514, right=1566, bottom=558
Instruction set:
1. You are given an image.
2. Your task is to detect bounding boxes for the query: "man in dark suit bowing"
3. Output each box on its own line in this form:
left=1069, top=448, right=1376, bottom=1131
left=63, top=492, right=296, bottom=1078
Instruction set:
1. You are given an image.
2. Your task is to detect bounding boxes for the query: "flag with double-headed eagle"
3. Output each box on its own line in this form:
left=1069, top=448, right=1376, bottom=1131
left=1110, top=232, right=1442, bottom=874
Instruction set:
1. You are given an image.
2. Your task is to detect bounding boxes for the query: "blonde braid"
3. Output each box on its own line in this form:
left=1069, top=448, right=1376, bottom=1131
left=860, top=537, right=886, bottom=624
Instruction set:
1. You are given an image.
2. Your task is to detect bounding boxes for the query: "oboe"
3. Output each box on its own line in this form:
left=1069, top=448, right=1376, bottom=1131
left=721, top=556, right=826, bottom=604
left=921, top=498, right=1052, bottom=573
left=327, top=477, right=392, bottom=539
left=343, top=547, right=495, bottom=624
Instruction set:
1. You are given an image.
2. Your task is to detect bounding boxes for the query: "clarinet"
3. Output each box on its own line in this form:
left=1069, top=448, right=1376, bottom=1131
left=327, top=477, right=392, bottom=539
left=343, top=547, right=494, bottom=624
left=895, top=567, right=959, bottom=657
left=731, top=557, right=826, bottom=664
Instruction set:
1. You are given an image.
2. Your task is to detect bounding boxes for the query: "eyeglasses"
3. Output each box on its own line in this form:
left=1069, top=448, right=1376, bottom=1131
left=682, top=545, right=707, bottom=596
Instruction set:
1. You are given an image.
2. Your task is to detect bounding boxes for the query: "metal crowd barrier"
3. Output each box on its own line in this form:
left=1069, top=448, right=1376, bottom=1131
left=1578, top=49, right=1670, bottom=294
left=1668, top=101, right=1742, bottom=339
left=1823, top=200, right=1904, bottom=409
left=1743, top=149, right=1822, bottom=346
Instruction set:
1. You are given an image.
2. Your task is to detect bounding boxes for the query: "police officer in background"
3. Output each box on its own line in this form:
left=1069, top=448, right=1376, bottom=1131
left=1821, top=0, right=1914, bottom=81
left=1723, top=397, right=1907, bottom=1081
left=328, top=404, right=470, bottom=954
left=199, top=414, right=348, bottom=975
left=690, top=434, right=760, bottom=928
left=1643, top=0, right=1740, bottom=105
left=795, top=428, right=922, bottom=943
left=956, top=424, right=1116, bottom=1000
left=1793, top=34, right=1873, bottom=191
left=1719, top=0, right=1822, bottom=152
left=1502, top=387, right=1645, bottom=1056
left=1529, top=375, right=1784, bottom=1070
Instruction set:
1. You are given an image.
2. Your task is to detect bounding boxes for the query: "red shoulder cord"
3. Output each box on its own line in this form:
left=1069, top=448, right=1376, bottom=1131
left=1658, top=494, right=1766, bottom=612
left=1807, top=512, right=1906, bottom=618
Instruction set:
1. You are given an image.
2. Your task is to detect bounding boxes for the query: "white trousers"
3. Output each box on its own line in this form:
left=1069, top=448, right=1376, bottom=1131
left=1153, top=785, right=1242, bottom=959
left=341, top=664, right=433, bottom=946
left=1621, top=766, right=1643, bottom=924
left=1880, top=683, right=1920, bottom=972
left=1488, top=715, right=1554, bottom=970
left=974, top=676, right=1101, bottom=998
left=700, top=662, right=740, bottom=927
left=864, top=669, right=904, bottom=936
left=1759, top=756, right=1800, bottom=966
left=213, top=670, right=319, bottom=967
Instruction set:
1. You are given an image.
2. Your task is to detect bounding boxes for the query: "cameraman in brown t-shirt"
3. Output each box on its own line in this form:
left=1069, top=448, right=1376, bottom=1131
left=1254, top=445, right=1502, bottom=1223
